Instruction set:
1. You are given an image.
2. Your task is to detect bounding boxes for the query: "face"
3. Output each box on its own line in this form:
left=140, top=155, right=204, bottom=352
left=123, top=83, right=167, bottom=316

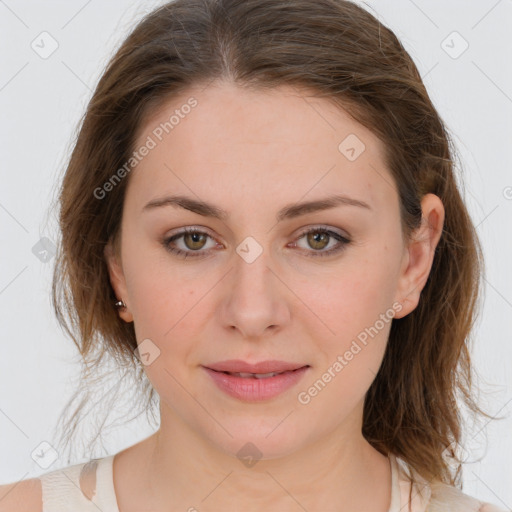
left=105, top=81, right=439, bottom=460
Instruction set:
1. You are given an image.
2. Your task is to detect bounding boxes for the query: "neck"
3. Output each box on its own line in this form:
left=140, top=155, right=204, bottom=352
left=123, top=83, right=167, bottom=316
left=141, top=402, right=392, bottom=511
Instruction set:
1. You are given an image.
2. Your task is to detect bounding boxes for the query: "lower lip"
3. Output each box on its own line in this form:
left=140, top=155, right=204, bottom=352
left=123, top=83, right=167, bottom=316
left=202, top=366, right=310, bottom=402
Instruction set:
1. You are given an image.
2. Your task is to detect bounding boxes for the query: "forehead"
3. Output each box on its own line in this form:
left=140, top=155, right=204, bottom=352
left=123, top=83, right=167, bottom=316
left=127, top=81, right=395, bottom=216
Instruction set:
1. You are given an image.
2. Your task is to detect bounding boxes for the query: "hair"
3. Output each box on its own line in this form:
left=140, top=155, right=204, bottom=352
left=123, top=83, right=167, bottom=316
left=49, top=0, right=496, bottom=490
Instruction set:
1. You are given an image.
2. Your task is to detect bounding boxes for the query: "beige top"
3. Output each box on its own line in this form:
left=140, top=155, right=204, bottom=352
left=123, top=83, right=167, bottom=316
left=37, top=452, right=507, bottom=511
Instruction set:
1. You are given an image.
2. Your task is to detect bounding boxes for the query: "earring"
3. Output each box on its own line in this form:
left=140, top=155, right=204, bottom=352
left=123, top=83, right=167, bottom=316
left=114, top=300, right=127, bottom=308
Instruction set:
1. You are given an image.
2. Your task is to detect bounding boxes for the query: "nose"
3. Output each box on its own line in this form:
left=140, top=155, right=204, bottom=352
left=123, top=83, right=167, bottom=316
left=219, top=246, right=291, bottom=340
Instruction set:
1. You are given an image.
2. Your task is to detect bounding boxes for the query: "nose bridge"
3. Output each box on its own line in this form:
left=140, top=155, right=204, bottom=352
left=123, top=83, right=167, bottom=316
left=221, top=238, right=290, bottom=337
left=231, top=239, right=276, bottom=304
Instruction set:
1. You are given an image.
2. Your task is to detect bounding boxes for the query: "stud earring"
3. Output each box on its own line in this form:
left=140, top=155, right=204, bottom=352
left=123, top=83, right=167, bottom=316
left=114, top=300, right=127, bottom=308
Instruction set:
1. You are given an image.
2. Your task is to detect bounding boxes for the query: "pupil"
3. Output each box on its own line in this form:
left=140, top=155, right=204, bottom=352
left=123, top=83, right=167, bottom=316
left=309, top=231, right=328, bottom=249
left=186, top=232, right=205, bottom=250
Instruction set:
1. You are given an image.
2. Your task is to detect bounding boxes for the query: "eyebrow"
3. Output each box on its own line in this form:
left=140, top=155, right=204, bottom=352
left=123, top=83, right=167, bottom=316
left=142, top=193, right=371, bottom=222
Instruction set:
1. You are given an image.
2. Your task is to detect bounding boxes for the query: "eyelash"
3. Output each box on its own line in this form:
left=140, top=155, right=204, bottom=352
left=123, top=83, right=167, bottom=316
left=162, top=226, right=351, bottom=259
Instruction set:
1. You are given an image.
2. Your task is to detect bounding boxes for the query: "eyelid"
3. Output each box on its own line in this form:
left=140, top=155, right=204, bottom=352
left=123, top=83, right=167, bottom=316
left=293, top=224, right=348, bottom=240
left=165, top=225, right=218, bottom=239
left=164, top=224, right=348, bottom=242
left=289, top=225, right=351, bottom=258
left=162, top=224, right=351, bottom=259
left=163, top=225, right=222, bottom=249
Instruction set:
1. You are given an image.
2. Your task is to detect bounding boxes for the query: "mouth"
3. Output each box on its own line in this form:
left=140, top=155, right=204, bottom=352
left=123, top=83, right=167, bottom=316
left=216, top=370, right=293, bottom=379
left=201, top=361, right=310, bottom=402
left=204, top=359, right=308, bottom=374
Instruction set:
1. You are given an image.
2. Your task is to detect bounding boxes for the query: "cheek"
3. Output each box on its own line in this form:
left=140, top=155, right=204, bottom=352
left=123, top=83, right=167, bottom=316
left=122, top=246, right=208, bottom=341
left=291, top=244, right=402, bottom=392
left=293, top=259, right=398, bottom=419
left=302, top=259, right=398, bottom=339
left=125, top=263, right=209, bottom=390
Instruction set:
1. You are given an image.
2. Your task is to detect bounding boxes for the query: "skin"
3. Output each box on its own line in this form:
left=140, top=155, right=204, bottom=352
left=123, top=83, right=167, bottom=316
left=104, top=80, right=444, bottom=512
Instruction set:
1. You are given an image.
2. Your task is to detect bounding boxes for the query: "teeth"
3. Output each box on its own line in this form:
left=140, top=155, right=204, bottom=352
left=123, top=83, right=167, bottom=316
left=228, top=371, right=281, bottom=379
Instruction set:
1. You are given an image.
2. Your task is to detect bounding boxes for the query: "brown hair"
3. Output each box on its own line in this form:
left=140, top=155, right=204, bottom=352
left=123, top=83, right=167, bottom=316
left=50, top=0, right=494, bottom=487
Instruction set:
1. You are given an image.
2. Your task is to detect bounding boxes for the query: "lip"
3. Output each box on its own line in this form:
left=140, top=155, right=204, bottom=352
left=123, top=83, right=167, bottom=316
left=204, top=359, right=306, bottom=374
left=202, top=360, right=310, bottom=402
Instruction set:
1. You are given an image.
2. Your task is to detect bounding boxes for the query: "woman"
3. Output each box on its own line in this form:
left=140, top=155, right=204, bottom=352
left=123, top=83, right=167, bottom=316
left=0, top=0, right=507, bottom=510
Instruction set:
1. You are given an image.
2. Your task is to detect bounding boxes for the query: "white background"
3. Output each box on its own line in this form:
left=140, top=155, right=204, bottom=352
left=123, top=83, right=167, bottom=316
left=0, top=0, right=511, bottom=508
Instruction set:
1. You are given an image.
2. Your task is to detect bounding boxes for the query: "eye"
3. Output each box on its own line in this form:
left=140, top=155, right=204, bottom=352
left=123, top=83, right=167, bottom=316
left=162, top=225, right=351, bottom=259
left=290, top=226, right=351, bottom=258
left=162, top=227, right=219, bottom=259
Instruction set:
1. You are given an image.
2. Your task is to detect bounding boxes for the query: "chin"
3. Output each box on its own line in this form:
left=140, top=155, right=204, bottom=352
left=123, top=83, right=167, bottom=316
left=202, top=416, right=309, bottom=463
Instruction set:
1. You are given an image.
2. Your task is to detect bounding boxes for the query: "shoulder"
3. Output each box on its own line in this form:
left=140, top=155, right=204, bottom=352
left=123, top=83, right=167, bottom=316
left=0, top=477, right=42, bottom=512
left=0, top=457, right=100, bottom=512
left=428, top=480, right=508, bottom=512
left=393, top=455, right=507, bottom=512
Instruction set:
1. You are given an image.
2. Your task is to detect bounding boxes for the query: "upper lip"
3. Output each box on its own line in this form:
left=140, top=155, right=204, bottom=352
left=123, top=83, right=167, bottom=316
left=204, top=360, right=308, bottom=374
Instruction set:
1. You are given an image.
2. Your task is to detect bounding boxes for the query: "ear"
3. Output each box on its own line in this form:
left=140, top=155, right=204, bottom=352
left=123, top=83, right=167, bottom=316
left=393, top=193, right=445, bottom=319
left=104, top=240, right=134, bottom=323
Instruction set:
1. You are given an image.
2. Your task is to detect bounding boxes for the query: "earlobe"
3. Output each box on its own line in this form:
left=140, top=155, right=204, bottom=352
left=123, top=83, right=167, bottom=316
left=393, top=193, right=445, bottom=319
left=104, top=241, right=134, bottom=323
